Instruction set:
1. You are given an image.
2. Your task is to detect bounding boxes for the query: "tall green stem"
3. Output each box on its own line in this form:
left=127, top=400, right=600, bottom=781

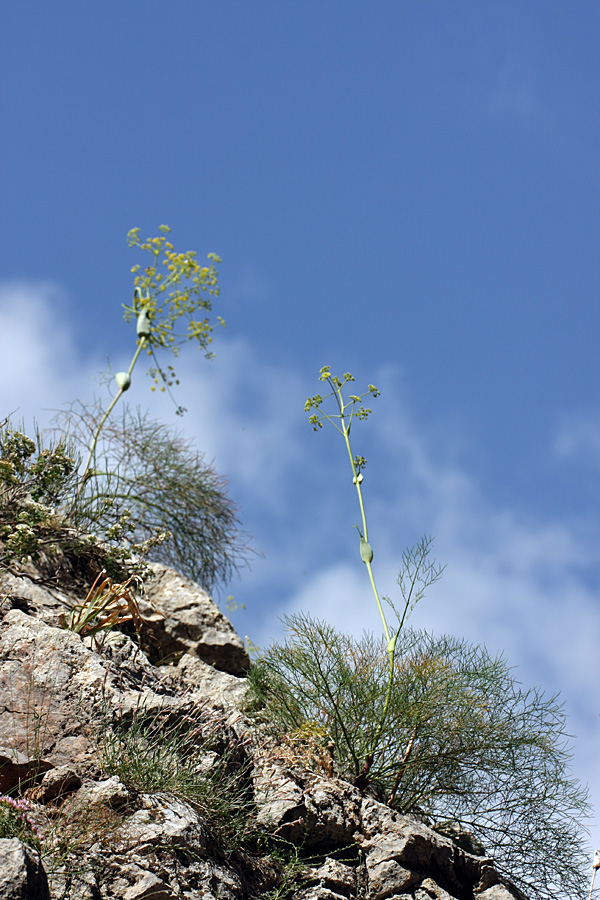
left=76, top=337, right=147, bottom=499
left=333, top=377, right=391, bottom=645
left=330, top=376, right=400, bottom=767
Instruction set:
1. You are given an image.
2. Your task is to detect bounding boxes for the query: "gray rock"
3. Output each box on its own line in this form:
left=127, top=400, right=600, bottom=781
left=0, top=609, right=171, bottom=772
left=0, top=838, right=50, bottom=900
left=253, top=753, right=306, bottom=836
left=119, top=795, right=209, bottom=852
left=303, top=775, right=362, bottom=844
left=477, top=886, right=523, bottom=900
left=359, top=796, right=483, bottom=900
left=27, top=764, right=81, bottom=802
left=0, top=567, right=71, bottom=626
left=415, top=876, right=459, bottom=898
left=294, top=890, right=350, bottom=900
left=0, top=746, right=53, bottom=794
left=0, top=561, right=532, bottom=900
left=139, top=563, right=250, bottom=674
left=122, top=868, right=177, bottom=900
left=366, top=857, right=418, bottom=900
left=434, top=820, right=487, bottom=857
left=74, top=775, right=131, bottom=809
left=303, top=858, right=357, bottom=893
left=176, top=651, right=248, bottom=710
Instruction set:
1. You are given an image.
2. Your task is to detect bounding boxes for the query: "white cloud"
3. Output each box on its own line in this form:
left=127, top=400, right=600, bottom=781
left=0, top=282, right=85, bottom=424
left=0, top=283, right=304, bottom=508
left=140, top=336, right=308, bottom=516
left=554, top=413, right=600, bottom=468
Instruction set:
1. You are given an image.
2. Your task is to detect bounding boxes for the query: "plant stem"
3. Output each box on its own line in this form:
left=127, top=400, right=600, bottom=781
left=388, top=725, right=418, bottom=805
left=332, top=377, right=391, bottom=644
left=330, top=375, right=399, bottom=768
left=76, top=338, right=147, bottom=499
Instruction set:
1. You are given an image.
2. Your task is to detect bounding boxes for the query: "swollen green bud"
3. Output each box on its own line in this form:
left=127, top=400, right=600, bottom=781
left=136, top=310, right=151, bottom=339
left=360, top=536, right=373, bottom=564
left=115, top=372, right=131, bottom=392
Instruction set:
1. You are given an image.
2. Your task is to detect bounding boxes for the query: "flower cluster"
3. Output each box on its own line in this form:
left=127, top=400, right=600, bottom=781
left=125, top=225, right=224, bottom=392
left=304, top=366, right=380, bottom=434
left=0, top=795, right=42, bottom=849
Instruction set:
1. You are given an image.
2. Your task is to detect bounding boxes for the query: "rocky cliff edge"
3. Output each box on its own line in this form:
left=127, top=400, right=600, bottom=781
left=0, top=563, right=528, bottom=900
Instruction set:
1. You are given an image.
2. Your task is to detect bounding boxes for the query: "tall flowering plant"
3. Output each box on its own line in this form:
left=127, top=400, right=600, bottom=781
left=78, top=226, right=223, bottom=491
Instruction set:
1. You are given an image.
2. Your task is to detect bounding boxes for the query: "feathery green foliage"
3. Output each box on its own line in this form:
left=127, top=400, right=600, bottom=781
left=57, top=401, right=250, bottom=590
left=249, top=616, right=590, bottom=900
left=248, top=364, right=592, bottom=900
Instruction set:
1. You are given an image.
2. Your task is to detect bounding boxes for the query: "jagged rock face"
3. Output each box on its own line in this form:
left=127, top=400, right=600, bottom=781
left=0, top=564, right=527, bottom=900
left=139, top=563, right=250, bottom=675
left=0, top=838, right=50, bottom=900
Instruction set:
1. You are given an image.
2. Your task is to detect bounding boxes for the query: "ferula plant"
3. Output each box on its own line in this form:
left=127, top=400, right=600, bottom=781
left=247, top=366, right=591, bottom=900
left=1, top=227, right=243, bottom=596
left=304, top=366, right=443, bottom=782
left=78, top=225, right=223, bottom=491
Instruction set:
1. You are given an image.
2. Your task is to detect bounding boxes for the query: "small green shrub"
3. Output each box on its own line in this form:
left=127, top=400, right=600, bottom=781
left=1, top=227, right=248, bottom=594
left=249, top=616, right=590, bottom=900
left=0, top=422, right=80, bottom=569
left=58, top=402, right=250, bottom=590
left=0, top=418, right=164, bottom=588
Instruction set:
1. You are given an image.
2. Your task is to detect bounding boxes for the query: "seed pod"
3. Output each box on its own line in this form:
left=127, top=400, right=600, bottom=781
left=360, top=536, right=373, bottom=564
left=115, top=372, right=131, bottom=392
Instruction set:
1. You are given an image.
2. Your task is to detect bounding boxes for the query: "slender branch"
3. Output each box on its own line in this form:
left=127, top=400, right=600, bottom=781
left=310, top=637, right=363, bottom=775
left=388, top=725, right=418, bottom=805
left=76, top=337, right=147, bottom=498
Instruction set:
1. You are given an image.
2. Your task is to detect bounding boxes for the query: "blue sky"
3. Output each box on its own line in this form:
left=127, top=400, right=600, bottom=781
left=1, top=1, right=599, bottom=867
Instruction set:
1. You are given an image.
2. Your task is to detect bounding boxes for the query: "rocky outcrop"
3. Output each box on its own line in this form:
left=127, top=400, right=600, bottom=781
left=0, top=564, right=528, bottom=900
left=138, top=563, right=250, bottom=675
left=0, top=837, right=51, bottom=900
